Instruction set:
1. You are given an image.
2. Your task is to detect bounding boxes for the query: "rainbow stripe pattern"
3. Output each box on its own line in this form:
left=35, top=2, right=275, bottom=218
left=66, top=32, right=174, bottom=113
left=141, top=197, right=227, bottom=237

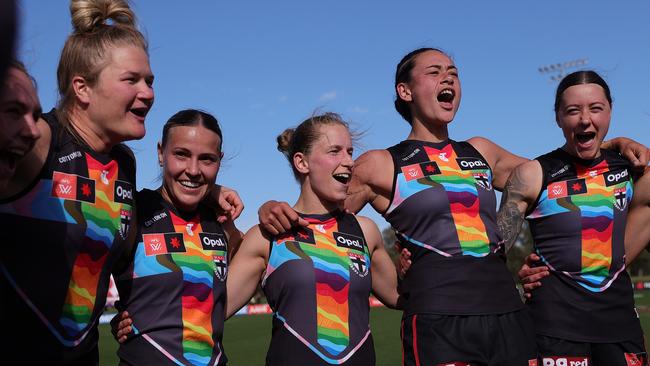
left=0, top=153, right=131, bottom=345
left=527, top=159, right=633, bottom=292
left=59, top=154, right=122, bottom=336
left=265, top=215, right=369, bottom=361
left=169, top=212, right=219, bottom=366
left=388, top=143, right=490, bottom=257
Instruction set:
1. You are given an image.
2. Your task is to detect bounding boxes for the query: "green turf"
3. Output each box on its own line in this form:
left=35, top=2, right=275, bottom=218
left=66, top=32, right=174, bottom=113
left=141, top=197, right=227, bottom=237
left=99, top=293, right=650, bottom=365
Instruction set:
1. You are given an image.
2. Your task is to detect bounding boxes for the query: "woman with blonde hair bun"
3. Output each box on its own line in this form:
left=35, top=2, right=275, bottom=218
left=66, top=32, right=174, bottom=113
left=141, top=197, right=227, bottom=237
left=0, top=1, right=238, bottom=365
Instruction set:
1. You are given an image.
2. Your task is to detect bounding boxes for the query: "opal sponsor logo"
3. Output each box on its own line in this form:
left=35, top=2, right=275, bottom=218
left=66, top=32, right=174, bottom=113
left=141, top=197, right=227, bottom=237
left=456, top=157, right=488, bottom=171
left=542, top=356, right=590, bottom=366
left=200, top=232, right=227, bottom=251
left=334, top=232, right=365, bottom=251
left=114, top=180, right=133, bottom=204
left=604, top=169, right=629, bottom=187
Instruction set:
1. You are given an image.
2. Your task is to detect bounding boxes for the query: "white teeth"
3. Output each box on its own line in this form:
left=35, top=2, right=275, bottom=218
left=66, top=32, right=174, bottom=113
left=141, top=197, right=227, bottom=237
left=179, top=181, right=201, bottom=188
left=440, top=90, right=453, bottom=96
left=333, top=173, right=350, bottom=179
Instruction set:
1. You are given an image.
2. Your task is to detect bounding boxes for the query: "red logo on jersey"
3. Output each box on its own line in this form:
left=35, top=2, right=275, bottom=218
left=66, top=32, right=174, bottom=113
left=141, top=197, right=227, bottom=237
left=529, top=360, right=538, bottom=366
left=542, top=356, right=590, bottom=366
left=52, top=171, right=77, bottom=200
left=143, top=233, right=167, bottom=256
left=624, top=352, right=646, bottom=366
left=547, top=181, right=568, bottom=199
left=437, top=362, right=470, bottom=366
left=401, top=163, right=424, bottom=181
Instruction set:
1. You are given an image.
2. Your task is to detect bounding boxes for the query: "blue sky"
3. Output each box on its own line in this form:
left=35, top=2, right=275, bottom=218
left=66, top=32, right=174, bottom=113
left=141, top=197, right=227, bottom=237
left=17, top=0, right=650, bottom=231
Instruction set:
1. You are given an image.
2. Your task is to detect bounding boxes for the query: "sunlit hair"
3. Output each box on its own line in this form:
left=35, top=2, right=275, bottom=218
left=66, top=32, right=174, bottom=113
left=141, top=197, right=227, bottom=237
left=56, top=0, right=148, bottom=125
left=277, top=112, right=351, bottom=180
left=161, top=109, right=223, bottom=152
left=394, top=47, right=447, bottom=124
left=554, top=70, right=612, bottom=113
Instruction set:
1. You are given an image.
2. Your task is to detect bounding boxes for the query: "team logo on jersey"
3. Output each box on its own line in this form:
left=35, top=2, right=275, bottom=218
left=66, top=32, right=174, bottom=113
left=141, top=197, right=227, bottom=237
left=541, top=356, right=589, bottom=366
left=567, top=178, right=588, bottom=196
left=200, top=232, right=227, bottom=251
left=438, top=152, right=449, bottom=162
left=349, top=252, right=368, bottom=277
left=114, top=180, right=133, bottom=204
left=119, top=209, right=131, bottom=239
left=624, top=352, right=646, bottom=366
left=334, top=232, right=365, bottom=251
left=456, top=157, right=488, bottom=171
left=604, top=169, right=629, bottom=187
left=293, top=227, right=316, bottom=245
left=51, top=171, right=96, bottom=203
left=548, top=181, right=568, bottom=199
left=401, top=161, right=440, bottom=181
left=100, top=170, right=110, bottom=185
left=472, top=172, right=492, bottom=190
left=614, top=187, right=628, bottom=211
left=213, top=254, right=228, bottom=281
left=143, top=232, right=186, bottom=256
left=529, top=360, right=539, bottom=366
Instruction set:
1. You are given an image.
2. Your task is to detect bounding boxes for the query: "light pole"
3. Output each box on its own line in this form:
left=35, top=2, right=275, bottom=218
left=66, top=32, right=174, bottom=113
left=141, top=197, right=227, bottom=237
left=538, top=58, right=589, bottom=82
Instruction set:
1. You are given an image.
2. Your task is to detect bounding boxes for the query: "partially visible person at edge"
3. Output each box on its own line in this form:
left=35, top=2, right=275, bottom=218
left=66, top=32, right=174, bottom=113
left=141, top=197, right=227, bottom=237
left=501, top=71, right=650, bottom=365
left=0, top=0, right=17, bottom=84
left=0, top=1, right=241, bottom=364
left=110, top=109, right=242, bottom=366
left=0, top=61, right=42, bottom=192
left=258, top=48, right=648, bottom=365
left=226, top=113, right=399, bottom=365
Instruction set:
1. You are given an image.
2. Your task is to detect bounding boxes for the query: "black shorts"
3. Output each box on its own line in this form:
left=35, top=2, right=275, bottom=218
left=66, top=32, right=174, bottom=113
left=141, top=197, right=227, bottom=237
left=537, top=334, right=647, bottom=366
left=401, top=310, right=537, bottom=366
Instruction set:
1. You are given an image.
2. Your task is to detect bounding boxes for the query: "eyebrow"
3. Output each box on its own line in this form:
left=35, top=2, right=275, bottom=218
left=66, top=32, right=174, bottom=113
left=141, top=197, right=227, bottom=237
left=425, top=64, right=457, bottom=71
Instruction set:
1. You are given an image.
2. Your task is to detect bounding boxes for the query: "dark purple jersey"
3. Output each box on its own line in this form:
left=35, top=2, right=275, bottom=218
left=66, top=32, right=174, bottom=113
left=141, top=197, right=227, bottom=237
left=262, top=211, right=374, bottom=365
left=385, top=139, right=522, bottom=315
left=115, top=189, right=228, bottom=365
left=526, top=148, right=643, bottom=342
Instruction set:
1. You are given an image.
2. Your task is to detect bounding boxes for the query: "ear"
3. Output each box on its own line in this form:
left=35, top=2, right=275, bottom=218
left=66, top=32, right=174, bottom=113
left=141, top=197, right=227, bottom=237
left=293, top=152, right=309, bottom=174
left=396, top=82, right=413, bottom=102
left=72, top=75, right=92, bottom=105
left=157, top=142, right=164, bottom=167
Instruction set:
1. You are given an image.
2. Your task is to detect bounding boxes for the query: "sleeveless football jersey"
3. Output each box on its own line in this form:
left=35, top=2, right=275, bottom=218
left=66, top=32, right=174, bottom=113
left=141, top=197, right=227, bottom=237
left=262, top=211, right=374, bottom=365
left=526, top=148, right=643, bottom=342
left=115, top=189, right=228, bottom=366
left=385, top=139, right=523, bottom=315
left=0, top=109, right=136, bottom=362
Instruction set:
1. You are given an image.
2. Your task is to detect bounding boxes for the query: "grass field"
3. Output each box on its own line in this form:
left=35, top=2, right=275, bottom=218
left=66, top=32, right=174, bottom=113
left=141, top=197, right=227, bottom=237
left=98, top=292, right=650, bottom=365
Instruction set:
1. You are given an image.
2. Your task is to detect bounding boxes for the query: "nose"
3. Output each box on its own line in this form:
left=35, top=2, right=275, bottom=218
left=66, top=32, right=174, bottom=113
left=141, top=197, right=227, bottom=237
left=138, top=81, right=154, bottom=105
left=441, top=71, right=455, bottom=85
left=342, top=152, right=354, bottom=169
left=186, top=158, right=200, bottom=177
left=21, top=114, right=41, bottom=141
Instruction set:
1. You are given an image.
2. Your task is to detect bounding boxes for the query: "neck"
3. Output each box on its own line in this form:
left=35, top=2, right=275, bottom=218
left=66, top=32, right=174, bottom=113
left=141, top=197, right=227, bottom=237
left=407, top=117, right=450, bottom=142
left=293, top=186, right=343, bottom=215
left=67, top=107, right=114, bottom=153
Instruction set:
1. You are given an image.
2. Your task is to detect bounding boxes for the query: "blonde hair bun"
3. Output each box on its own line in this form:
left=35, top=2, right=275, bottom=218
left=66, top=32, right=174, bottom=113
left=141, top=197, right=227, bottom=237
left=70, top=0, right=136, bottom=33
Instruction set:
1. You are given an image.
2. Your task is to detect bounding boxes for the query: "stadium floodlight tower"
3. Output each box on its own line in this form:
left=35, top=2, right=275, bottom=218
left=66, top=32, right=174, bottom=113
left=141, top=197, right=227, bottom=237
left=538, top=58, right=589, bottom=82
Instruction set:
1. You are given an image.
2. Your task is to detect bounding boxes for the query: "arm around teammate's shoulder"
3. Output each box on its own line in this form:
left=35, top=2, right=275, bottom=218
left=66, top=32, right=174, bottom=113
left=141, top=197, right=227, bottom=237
left=345, top=149, right=393, bottom=214
left=357, top=215, right=400, bottom=309
left=624, top=168, right=650, bottom=264
left=467, top=136, right=528, bottom=191
left=225, top=224, right=269, bottom=318
left=497, top=160, right=542, bottom=253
